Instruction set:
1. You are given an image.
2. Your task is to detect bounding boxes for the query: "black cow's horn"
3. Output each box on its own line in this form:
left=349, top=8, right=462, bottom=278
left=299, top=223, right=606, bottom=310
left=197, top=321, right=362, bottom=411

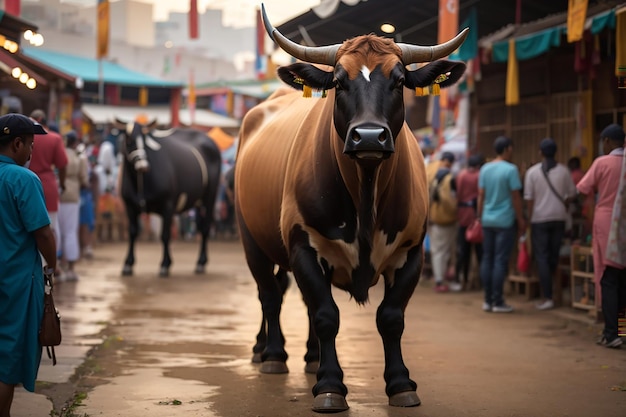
left=398, top=28, right=469, bottom=64
left=261, top=3, right=339, bottom=66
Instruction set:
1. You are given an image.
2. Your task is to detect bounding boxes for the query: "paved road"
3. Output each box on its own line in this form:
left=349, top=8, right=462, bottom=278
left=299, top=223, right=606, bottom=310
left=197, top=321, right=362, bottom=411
left=14, top=239, right=626, bottom=416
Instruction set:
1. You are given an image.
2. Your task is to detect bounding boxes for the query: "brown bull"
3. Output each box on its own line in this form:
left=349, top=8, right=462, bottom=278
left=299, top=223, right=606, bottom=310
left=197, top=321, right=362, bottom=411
left=234, top=5, right=468, bottom=412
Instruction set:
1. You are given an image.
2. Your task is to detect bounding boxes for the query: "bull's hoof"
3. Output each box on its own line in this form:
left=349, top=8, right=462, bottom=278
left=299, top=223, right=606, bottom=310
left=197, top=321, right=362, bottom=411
left=251, top=353, right=262, bottom=363
left=194, top=264, right=205, bottom=274
left=159, top=267, right=169, bottom=278
left=260, top=360, right=288, bottom=374
left=304, top=361, right=319, bottom=374
left=389, top=391, right=421, bottom=407
left=121, top=265, right=133, bottom=276
left=312, top=392, right=348, bottom=413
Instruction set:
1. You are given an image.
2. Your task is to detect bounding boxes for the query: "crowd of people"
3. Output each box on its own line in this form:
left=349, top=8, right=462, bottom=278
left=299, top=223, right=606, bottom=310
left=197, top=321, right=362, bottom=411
left=424, top=124, right=626, bottom=348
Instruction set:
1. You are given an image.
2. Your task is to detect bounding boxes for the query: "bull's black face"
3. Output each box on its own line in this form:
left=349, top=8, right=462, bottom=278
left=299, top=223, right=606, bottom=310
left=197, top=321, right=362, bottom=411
left=277, top=55, right=466, bottom=165
left=116, top=121, right=150, bottom=172
left=333, top=62, right=405, bottom=161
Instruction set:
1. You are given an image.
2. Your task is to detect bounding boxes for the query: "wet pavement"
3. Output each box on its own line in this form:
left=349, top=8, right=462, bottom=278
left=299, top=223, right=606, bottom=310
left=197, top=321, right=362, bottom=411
left=13, top=239, right=626, bottom=417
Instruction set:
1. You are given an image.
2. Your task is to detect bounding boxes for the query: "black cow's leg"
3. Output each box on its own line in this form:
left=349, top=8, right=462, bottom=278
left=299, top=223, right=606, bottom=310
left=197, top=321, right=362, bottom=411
left=238, top=219, right=289, bottom=373
left=159, top=206, right=174, bottom=277
left=289, top=229, right=347, bottom=412
left=304, top=302, right=320, bottom=374
left=122, top=207, right=140, bottom=276
left=377, top=245, right=422, bottom=407
left=195, top=205, right=210, bottom=274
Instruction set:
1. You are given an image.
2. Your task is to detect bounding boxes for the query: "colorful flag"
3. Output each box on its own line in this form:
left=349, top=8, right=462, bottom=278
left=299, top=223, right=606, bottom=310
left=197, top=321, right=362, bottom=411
left=139, top=87, right=148, bottom=107
left=189, top=0, right=199, bottom=40
left=567, top=0, right=589, bottom=43
left=255, top=7, right=267, bottom=80
left=188, top=69, right=196, bottom=124
left=505, top=39, right=519, bottom=106
left=5, top=0, right=21, bottom=16
left=438, top=0, right=459, bottom=45
left=97, top=0, right=109, bottom=59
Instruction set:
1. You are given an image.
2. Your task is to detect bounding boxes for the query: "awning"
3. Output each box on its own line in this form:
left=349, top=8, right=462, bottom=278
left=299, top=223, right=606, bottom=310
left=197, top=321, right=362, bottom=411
left=0, top=49, right=47, bottom=86
left=229, top=80, right=286, bottom=100
left=81, top=104, right=240, bottom=128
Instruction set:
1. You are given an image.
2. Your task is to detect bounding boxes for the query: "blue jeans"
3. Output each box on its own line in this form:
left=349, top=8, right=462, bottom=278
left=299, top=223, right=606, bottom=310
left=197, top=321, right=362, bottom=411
left=480, top=225, right=516, bottom=306
left=531, top=221, right=565, bottom=300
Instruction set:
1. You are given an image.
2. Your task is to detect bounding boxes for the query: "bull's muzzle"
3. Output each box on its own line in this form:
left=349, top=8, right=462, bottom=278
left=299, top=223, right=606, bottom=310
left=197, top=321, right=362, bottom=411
left=343, top=126, right=395, bottom=159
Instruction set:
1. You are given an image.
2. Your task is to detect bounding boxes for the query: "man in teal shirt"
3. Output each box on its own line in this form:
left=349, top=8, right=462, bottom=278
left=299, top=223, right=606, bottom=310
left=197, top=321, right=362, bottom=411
left=0, top=113, right=58, bottom=417
left=477, top=136, right=526, bottom=313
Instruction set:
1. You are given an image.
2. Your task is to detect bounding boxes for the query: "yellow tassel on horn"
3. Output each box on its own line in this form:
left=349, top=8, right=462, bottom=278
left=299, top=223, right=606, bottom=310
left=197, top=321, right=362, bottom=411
left=431, top=84, right=441, bottom=96
left=302, top=85, right=312, bottom=98
left=415, top=87, right=426, bottom=96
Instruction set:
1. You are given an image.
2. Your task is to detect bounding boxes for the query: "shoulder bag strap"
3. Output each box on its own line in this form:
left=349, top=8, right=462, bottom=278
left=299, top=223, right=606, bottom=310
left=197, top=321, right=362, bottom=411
left=541, top=167, right=567, bottom=209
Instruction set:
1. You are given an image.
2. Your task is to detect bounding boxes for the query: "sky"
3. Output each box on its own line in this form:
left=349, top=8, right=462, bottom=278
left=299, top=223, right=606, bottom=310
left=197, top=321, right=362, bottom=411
left=146, top=0, right=321, bottom=26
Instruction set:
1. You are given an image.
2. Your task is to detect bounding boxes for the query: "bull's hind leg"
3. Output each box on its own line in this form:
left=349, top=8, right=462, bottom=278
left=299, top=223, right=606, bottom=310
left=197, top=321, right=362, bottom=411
left=158, top=206, right=175, bottom=277
left=238, top=221, right=289, bottom=373
left=377, top=245, right=422, bottom=407
left=194, top=205, right=211, bottom=274
left=252, top=268, right=289, bottom=363
left=122, top=206, right=140, bottom=276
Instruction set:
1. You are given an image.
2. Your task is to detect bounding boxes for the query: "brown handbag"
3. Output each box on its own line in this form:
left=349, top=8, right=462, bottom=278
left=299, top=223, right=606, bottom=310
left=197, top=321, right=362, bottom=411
left=39, top=273, right=61, bottom=365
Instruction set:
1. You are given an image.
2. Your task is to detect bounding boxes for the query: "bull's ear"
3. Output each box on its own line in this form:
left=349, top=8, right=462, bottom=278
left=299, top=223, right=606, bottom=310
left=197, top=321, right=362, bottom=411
left=405, top=60, right=466, bottom=89
left=277, top=63, right=335, bottom=91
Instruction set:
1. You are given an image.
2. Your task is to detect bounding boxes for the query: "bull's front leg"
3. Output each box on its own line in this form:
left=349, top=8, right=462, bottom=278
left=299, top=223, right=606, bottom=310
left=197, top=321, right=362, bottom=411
left=159, top=205, right=174, bottom=277
left=122, top=206, right=140, bottom=276
left=377, top=244, right=422, bottom=407
left=290, top=229, right=347, bottom=413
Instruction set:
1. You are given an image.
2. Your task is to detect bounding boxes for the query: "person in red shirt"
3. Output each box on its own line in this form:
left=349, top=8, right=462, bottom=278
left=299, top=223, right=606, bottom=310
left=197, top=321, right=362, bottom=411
left=28, top=110, right=68, bottom=252
left=454, top=154, right=484, bottom=290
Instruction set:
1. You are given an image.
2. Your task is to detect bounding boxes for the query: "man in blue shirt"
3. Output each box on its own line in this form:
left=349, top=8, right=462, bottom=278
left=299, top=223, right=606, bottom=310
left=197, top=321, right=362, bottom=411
left=0, top=113, right=58, bottom=417
left=477, top=136, right=526, bottom=313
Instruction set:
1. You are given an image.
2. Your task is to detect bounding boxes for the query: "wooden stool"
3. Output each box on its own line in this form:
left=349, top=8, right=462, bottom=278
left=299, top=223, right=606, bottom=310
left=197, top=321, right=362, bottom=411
left=508, top=272, right=540, bottom=300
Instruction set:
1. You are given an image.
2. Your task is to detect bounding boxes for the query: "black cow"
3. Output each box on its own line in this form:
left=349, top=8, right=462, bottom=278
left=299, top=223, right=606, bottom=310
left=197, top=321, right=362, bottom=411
left=114, top=120, right=221, bottom=277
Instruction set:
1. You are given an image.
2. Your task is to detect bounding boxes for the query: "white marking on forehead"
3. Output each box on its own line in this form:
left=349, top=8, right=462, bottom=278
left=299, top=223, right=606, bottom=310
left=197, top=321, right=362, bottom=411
left=361, top=65, right=371, bottom=82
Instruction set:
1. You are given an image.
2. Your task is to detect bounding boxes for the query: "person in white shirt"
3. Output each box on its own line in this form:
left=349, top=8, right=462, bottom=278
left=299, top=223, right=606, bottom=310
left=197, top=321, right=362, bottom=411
left=524, top=138, right=577, bottom=310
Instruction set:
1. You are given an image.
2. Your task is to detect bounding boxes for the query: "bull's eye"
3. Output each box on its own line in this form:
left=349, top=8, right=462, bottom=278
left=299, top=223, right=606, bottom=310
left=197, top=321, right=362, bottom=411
left=395, top=77, right=405, bottom=89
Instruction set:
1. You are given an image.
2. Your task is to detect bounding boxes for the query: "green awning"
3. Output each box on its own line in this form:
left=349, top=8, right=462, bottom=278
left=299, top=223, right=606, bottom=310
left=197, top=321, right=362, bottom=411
left=492, top=26, right=563, bottom=63
left=492, top=9, right=618, bottom=64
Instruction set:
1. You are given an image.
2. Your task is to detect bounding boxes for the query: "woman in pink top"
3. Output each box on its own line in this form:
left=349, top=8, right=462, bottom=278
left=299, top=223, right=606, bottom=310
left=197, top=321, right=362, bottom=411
left=576, top=123, right=625, bottom=348
left=454, top=154, right=484, bottom=289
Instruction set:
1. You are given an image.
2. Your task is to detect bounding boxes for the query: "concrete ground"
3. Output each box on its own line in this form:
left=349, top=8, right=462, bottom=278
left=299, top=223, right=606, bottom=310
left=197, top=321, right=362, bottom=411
left=13, top=239, right=626, bottom=417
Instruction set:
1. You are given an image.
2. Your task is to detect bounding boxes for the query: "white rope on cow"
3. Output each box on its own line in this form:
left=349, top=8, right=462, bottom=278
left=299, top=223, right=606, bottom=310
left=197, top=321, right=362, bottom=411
left=189, top=146, right=209, bottom=188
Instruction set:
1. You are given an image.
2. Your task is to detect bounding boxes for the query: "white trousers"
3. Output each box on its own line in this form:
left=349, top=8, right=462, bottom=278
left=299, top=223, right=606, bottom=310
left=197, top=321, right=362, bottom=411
left=59, top=202, right=80, bottom=262
left=429, top=223, right=457, bottom=283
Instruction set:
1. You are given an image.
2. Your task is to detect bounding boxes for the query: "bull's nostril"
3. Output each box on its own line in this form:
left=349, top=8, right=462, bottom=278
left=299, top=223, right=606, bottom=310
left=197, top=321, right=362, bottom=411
left=378, top=131, right=387, bottom=142
left=352, top=131, right=361, bottom=142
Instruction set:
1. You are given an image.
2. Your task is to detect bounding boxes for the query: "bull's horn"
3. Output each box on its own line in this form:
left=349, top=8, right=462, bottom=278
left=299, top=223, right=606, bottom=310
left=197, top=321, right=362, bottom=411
left=261, top=3, right=339, bottom=66
left=398, top=28, right=470, bottom=65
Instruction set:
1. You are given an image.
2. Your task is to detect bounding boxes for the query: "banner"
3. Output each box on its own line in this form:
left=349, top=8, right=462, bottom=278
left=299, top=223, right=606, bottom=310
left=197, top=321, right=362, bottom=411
left=505, top=39, right=519, bottom=106
left=97, top=0, right=109, bottom=59
left=567, top=0, right=589, bottom=43
left=188, top=69, right=196, bottom=124
left=189, top=0, right=199, bottom=39
left=255, top=7, right=267, bottom=80
left=5, top=0, right=21, bottom=16
left=438, top=0, right=459, bottom=45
